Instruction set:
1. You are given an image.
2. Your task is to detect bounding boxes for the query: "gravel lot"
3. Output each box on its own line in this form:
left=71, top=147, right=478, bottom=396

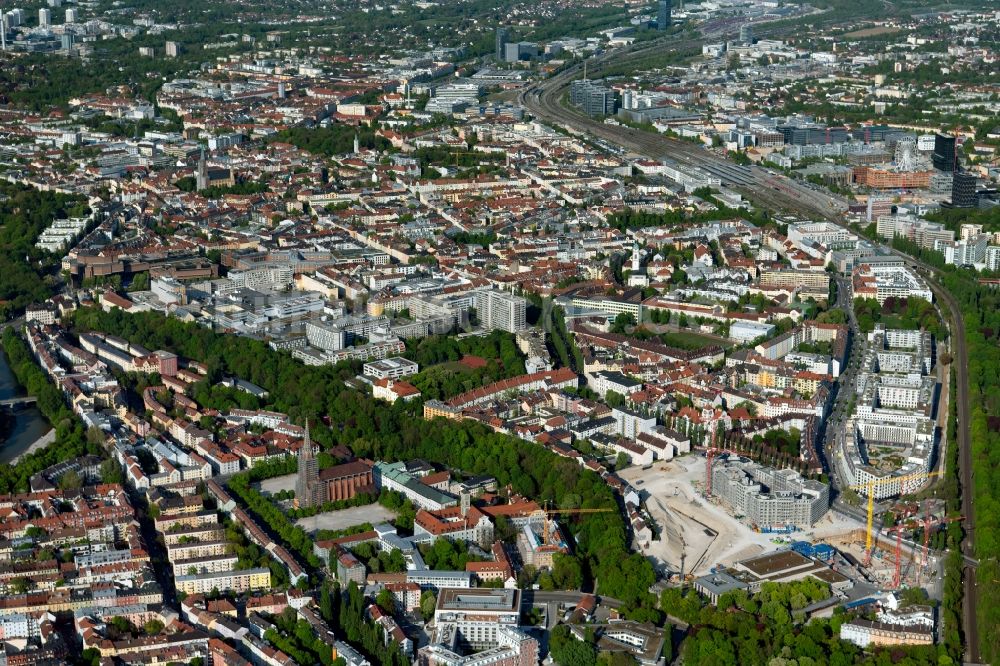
left=257, top=473, right=297, bottom=496
left=295, top=504, right=396, bottom=533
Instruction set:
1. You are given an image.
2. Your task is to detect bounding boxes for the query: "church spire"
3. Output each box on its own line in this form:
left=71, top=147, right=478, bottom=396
left=196, top=147, right=208, bottom=191
left=295, top=420, right=318, bottom=509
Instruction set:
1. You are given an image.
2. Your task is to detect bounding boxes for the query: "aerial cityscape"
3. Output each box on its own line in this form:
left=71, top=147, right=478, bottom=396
left=0, top=0, right=997, bottom=665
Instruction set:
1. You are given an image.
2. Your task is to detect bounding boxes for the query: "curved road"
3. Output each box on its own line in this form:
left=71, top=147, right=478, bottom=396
left=519, top=38, right=980, bottom=664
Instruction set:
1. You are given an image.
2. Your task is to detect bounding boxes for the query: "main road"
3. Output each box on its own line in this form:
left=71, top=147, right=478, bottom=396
left=519, top=36, right=981, bottom=665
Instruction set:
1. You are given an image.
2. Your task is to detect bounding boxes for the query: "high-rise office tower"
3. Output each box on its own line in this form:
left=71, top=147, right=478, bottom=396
left=658, top=0, right=671, bottom=30
left=38, top=8, right=51, bottom=28
left=65, top=8, right=77, bottom=23
left=951, top=171, right=978, bottom=208
left=496, top=27, right=509, bottom=61
left=932, top=133, right=956, bottom=172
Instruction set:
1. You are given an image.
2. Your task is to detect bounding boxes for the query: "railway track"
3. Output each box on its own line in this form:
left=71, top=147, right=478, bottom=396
left=521, top=44, right=848, bottom=223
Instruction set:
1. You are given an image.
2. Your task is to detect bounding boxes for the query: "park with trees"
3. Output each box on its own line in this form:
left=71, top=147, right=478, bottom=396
left=0, top=182, right=89, bottom=319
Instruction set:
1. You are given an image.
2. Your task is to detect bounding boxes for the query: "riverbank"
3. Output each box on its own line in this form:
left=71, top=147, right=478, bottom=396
left=0, top=348, right=53, bottom=465
left=10, top=427, right=55, bottom=465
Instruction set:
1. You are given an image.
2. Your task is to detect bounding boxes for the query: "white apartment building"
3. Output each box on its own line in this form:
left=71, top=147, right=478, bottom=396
left=228, top=264, right=293, bottom=290
left=363, top=357, right=419, bottom=380
left=433, top=589, right=521, bottom=650
left=474, top=289, right=527, bottom=333
left=590, top=370, right=642, bottom=399
left=612, top=407, right=656, bottom=440
left=875, top=215, right=953, bottom=250
left=939, top=234, right=988, bottom=267
left=0, top=614, right=41, bottom=640
left=853, top=261, right=932, bottom=305
left=174, top=567, right=271, bottom=595
left=986, top=246, right=1000, bottom=271
left=171, top=553, right=239, bottom=577
left=406, top=569, right=473, bottom=590
left=305, top=320, right=346, bottom=351
left=35, top=217, right=88, bottom=254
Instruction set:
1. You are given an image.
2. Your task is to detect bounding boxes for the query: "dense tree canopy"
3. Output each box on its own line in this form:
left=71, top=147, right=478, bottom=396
left=0, top=182, right=88, bottom=318
left=852, top=296, right=943, bottom=337
left=404, top=331, right=526, bottom=400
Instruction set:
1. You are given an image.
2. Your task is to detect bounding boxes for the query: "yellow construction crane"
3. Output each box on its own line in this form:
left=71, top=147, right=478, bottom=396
left=848, top=470, right=942, bottom=564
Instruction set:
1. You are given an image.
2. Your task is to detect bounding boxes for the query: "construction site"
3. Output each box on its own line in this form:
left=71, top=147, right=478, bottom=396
left=619, top=457, right=861, bottom=578
left=621, top=455, right=950, bottom=600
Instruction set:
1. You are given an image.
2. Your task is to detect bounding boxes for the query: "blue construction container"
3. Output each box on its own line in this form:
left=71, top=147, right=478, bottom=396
left=789, top=541, right=835, bottom=560
left=790, top=541, right=814, bottom=556
left=843, top=597, right=876, bottom=610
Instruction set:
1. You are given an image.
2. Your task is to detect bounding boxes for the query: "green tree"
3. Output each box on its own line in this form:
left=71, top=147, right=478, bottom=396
left=144, top=619, right=164, bottom=635
left=100, top=457, right=124, bottom=485
left=551, top=553, right=584, bottom=590
left=86, top=426, right=106, bottom=448
left=420, top=590, right=437, bottom=622
left=375, top=588, right=395, bottom=613
left=611, top=312, right=637, bottom=334
left=615, top=452, right=630, bottom=470
left=80, top=648, right=101, bottom=666
left=58, top=469, right=82, bottom=490
left=128, top=272, right=150, bottom=292
left=550, top=624, right=596, bottom=666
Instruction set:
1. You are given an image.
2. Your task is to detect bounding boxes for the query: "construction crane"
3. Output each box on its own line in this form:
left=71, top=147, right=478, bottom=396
left=886, top=521, right=914, bottom=589
left=887, top=512, right=964, bottom=589
left=847, top=470, right=942, bottom=566
left=916, top=504, right=964, bottom=585
left=541, top=505, right=615, bottom=544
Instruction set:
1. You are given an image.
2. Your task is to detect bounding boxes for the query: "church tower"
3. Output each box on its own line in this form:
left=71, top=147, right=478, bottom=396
left=195, top=148, right=209, bottom=191
left=295, top=422, right=318, bottom=509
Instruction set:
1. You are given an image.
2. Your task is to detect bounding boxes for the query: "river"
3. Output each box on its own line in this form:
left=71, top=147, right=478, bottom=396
left=0, top=347, right=52, bottom=464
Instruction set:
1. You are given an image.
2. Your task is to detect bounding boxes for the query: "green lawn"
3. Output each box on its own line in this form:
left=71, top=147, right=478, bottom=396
left=660, top=330, right=728, bottom=350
